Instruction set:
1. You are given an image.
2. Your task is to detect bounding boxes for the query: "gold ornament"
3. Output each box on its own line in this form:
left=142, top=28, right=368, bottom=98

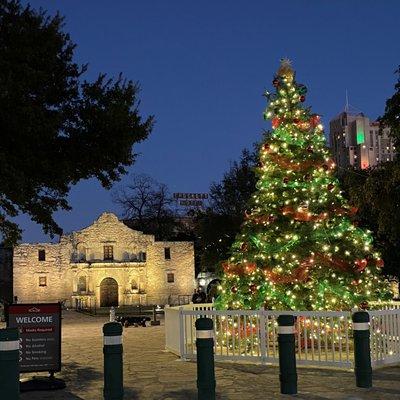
left=277, top=58, right=294, bottom=82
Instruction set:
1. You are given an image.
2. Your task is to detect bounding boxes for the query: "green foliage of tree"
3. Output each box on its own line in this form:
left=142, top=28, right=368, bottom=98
left=216, top=61, right=390, bottom=311
left=379, top=66, right=400, bottom=145
left=339, top=164, right=400, bottom=279
left=0, top=1, right=153, bottom=244
left=194, top=149, right=257, bottom=272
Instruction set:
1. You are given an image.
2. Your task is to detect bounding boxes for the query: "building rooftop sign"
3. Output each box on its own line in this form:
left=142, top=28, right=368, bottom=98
left=173, top=193, right=208, bottom=207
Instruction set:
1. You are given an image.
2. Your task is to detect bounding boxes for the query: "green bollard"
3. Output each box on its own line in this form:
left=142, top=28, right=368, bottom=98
left=103, top=322, right=123, bottom=400
left=277, top=315, right=297, bottom=395
left=0, top=328, right=20, bottom=400
left=195, top=317, right=216, bottom=400
left=352, top=311, right=372, bottom=388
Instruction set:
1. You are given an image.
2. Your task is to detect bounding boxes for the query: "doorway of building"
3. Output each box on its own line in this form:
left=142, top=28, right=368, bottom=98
left=100, top=277, right=118, bottom=307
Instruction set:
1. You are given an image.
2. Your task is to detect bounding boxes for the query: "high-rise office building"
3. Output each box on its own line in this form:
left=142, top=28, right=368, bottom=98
left=329, top=111, right=395, bottom=169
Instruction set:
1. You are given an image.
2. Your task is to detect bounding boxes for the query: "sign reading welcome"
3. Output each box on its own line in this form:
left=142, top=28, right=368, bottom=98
left=7, top=303, right=61, bottom=373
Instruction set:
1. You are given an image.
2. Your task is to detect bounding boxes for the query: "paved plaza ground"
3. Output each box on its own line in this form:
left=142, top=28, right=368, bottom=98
left=2, top=310, right=399, bottom=400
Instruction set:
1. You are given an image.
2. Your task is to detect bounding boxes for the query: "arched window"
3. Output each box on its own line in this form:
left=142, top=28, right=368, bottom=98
left=76, top=242, right=87, bottom=262
left=78, top=276, right=87, bottom=292
left=131, top=279, right=138, bottom=291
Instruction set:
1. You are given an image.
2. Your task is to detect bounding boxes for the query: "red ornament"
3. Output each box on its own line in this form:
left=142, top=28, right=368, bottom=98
left=293, top=118, right=300, bottom=124
left=231, top=286, right=238, bottom=294
left=306, top=145, right=314, bottom=153
left=300, top=95, right=306, bottom=102
left=327, top=183, right=335, bottom=191
left=310, top=114, right=321, bottom=127
left=376, top=259, right=384, bottom=268
left=263, top=143, right=271, bottom=152
left=350, top=206, right=358, bottom=215
left=249, top=283, right=257, bottom=293
left=283, top=176, right=289, bottom=184
left=355, top=259, right=368, bottom=272
left=360, top=301, right=369, bottom=310
left=272, top=118, right=280, bottom=129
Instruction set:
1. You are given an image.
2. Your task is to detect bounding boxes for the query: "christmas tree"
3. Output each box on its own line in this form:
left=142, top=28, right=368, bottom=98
left=216, top=60, right=391, bottom=311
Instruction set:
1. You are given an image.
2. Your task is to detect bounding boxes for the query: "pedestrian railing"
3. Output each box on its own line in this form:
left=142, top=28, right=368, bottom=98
left=165, top=303, right=400, bottom=369
left=369, top=309, right=400, bottom=367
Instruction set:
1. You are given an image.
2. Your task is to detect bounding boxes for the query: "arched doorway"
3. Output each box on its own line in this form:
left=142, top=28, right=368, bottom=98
left=100, top=278, right=119, bottom=307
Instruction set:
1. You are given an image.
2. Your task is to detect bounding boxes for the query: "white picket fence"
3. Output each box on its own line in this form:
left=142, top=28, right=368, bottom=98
left=164, top=302, right=400, bottom=369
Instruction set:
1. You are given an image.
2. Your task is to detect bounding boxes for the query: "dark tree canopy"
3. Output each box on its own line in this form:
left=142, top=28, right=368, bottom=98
left=114, top=174, right=174, bottom=239
left=0, top=1, right=153, bottom=244
left=339, top=163, right=400, bottom=279
left=195, top=148, right=257, bottom=271
left=114, top=174, right=192, bottom=241
left=379, top=66, right=400, bottom=146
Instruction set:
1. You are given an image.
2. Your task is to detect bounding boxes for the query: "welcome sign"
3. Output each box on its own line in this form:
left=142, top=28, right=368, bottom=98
left=7, top=303, right=61, bottom=373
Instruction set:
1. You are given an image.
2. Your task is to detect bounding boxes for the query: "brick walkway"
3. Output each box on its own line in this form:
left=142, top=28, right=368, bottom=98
left=3, top=311, right=398, bottom=399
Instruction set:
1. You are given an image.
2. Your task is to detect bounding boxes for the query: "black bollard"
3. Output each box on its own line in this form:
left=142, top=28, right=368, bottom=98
left=277, top=315, right=297, bottom=395
left=352, top=311, right=372, bottom=388
left=195, top=317, right=216, bottom=400
left=103, top=322, right=123, bottom=400
left=0, top=327, right=20, bottom=400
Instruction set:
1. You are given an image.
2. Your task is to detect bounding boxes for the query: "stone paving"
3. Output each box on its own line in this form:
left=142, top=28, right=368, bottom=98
left=2, top=310, right=399, bottom=400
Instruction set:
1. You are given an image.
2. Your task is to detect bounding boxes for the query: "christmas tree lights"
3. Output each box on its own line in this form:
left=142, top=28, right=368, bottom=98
left=216, top=60, right=391, bottom=311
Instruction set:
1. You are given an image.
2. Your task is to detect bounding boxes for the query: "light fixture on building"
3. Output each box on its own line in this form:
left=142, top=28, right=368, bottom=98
left=198, top=278, right=207, bottom=287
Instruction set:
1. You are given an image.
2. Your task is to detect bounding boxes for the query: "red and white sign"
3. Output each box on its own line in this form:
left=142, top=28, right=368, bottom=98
left=7, top=303, right=61, bottom=373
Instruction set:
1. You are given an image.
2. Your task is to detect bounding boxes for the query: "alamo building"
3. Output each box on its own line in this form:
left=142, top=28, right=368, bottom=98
left=13, top=212, right=195, bottom=307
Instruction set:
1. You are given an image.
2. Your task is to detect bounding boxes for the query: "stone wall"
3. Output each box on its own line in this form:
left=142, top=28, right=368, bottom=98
left=70, top=213, right=154, bottom=262
left=13, top=212, right=195, bottom=306
left=0, top=247, right=13, bottom=303
left=146, top=241, right=195, bottom=304
left=13, top=242, right=71, bottom=303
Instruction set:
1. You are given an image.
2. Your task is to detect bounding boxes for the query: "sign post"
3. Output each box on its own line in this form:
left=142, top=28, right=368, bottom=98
left=6, top=303, right=65, bottom=391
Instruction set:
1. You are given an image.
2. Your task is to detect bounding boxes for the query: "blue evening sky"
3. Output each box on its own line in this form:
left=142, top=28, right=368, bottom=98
left=17, top=0, right=400, bottom=242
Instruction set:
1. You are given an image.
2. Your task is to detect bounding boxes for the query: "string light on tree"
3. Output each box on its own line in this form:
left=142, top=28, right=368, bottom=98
left=215, top=59, right=391, bottom=311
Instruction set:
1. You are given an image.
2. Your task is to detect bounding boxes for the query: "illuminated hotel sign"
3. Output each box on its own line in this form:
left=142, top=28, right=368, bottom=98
left=7, top=303, right=62, bottom=373
left=356, top=121, right=365, bottom=144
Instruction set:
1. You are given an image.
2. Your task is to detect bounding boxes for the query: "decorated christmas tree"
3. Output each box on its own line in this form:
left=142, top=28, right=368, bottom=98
left=216, top=60, right=391, bottom=311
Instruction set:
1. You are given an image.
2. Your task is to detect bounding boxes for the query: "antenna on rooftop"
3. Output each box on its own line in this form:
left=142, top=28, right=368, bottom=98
left=343, top=90, right=362, bottom=115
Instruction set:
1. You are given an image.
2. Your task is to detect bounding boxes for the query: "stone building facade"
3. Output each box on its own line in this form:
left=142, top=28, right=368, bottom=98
left=0, top=247, right=13, bottom=303
left=13, top=213, right=195, bottom=307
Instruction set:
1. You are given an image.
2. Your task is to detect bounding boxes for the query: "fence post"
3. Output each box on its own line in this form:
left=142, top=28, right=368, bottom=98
left=277, top=314, right=297, bottom=395
left=178, top=307, right=185, bottom=358
left=259, top=307, right=267, bottom=364
left=195, top=317, right=216, bottom=400
left=151, top=305, right=160, bottom=326
left=352, top=311, right=372, bottom=388
left=109, top=306, right=116, bottom=322
left=103, top=322, right=123, bottom=400
left=0, top=327, right=20, bottom=400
